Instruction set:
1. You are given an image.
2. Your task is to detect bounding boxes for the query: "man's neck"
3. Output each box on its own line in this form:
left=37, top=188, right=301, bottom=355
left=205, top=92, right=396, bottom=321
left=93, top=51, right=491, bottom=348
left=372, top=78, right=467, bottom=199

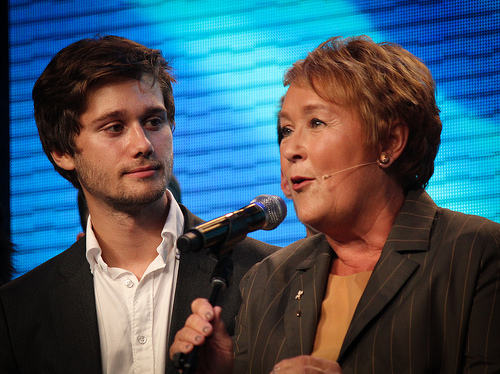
left=88, top=194, right=171, bottom=280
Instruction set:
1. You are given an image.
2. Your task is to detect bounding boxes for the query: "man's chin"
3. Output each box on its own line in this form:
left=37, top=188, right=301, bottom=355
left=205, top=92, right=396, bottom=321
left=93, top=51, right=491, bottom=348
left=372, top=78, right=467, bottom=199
left=108, top=187, right=167, bottom=212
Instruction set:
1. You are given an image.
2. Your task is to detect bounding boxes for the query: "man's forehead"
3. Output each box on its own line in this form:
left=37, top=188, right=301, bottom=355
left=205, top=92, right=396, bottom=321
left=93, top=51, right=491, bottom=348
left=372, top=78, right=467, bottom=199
left=80, top=78, right=166, bottom=123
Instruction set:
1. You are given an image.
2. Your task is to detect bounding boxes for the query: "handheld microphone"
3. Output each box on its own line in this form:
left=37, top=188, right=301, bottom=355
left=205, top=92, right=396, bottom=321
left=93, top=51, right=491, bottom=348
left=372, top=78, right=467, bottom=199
left=177, top=194, right=287, bottom=253
left=322, top=161, right=378, bottom=180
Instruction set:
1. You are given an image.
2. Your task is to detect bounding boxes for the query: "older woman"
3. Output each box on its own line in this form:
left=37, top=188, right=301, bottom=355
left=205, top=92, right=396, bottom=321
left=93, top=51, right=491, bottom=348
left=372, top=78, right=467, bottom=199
left=170, top=36, right=500, bottom=373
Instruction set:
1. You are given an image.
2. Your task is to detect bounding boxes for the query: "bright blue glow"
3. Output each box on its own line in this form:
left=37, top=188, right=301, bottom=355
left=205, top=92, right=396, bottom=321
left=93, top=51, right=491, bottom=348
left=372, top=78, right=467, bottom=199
left=8, top=0, right=500, bottom=277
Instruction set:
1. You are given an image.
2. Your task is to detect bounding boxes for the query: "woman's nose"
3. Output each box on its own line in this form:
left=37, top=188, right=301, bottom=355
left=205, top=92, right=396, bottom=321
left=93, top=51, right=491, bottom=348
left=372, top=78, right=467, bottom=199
left=280, top=131, right=306, bottom=163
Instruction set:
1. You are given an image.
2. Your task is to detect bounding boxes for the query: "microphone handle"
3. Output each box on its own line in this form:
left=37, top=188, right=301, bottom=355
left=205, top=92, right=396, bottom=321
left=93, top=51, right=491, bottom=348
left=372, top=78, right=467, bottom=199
left=178, top=281, right=225, bottom=373
left=174, top=256, right=233, bottom=373
left=177, top=345, right=201, bottom=374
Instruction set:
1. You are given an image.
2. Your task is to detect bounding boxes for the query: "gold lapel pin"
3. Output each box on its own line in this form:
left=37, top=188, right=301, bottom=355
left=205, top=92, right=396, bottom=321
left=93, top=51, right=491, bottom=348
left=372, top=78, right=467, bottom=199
left=295, top=290, right=304, bottom=300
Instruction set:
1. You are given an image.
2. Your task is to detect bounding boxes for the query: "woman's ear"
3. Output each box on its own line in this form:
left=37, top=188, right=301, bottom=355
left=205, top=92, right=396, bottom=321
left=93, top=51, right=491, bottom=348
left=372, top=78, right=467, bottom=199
left=380, top=120, right=409, bottom=166
left=51, top=150, right=76, bottom=171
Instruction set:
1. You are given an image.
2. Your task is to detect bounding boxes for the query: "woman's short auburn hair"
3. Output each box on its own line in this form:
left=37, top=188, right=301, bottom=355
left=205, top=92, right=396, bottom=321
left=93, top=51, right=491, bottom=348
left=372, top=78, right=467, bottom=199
left=282, top=35, right=442, bottom=190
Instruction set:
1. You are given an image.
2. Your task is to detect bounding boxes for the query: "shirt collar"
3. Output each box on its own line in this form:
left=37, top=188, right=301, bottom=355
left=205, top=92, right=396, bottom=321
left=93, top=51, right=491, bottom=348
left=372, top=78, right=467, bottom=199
left=85, top=190, right=184, bottom=275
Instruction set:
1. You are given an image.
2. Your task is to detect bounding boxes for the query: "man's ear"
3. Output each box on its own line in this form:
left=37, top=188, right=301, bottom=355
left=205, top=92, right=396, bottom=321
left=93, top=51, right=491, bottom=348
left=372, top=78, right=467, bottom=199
left=280, top=170, right=292, bottom=199
left=382, top=120, right=409, bottom=165
left=51, top=150, right=76, bottom=171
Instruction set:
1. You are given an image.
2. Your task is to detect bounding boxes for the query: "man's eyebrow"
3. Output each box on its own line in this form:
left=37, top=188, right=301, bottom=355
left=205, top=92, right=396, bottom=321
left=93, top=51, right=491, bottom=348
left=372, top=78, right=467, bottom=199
left=90, top=110, right=126, bottom=126
left=143, top=106, right=168, bottom=117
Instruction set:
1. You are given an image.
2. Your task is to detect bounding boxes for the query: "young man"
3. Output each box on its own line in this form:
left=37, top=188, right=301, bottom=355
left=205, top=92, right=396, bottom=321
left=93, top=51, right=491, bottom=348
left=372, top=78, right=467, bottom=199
left=0, top=36, right=276, bottom=374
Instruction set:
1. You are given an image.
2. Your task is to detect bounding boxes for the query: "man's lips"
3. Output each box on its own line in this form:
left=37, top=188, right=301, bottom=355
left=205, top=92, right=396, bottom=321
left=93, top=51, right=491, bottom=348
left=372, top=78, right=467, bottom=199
left=124, top=165, right=160, bottom=178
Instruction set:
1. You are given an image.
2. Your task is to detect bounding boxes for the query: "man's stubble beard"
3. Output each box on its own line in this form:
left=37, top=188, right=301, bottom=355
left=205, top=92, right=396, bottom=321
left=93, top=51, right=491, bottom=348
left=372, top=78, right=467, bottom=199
left=75, top=155, right=174, bottom=215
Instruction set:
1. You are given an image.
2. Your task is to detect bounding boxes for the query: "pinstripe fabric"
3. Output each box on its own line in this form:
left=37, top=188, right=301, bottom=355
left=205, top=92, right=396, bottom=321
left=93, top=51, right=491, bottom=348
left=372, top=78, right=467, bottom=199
left=233, top=189, right=500, bottom=373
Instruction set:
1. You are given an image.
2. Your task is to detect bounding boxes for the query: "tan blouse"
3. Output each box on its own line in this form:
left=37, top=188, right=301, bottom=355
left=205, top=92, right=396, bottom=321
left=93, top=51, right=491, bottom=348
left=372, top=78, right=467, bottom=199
left=311, top=271, right=372, bottom=361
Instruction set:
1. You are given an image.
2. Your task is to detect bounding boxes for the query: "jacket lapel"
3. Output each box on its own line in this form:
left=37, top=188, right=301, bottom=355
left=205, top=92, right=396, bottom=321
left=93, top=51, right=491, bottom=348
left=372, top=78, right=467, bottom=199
left=168, top=205, right=216, bottom=348
left=338, top=251, right=420, bottom=359
left=168, top=250, right=217, bottom=346
left=338, top=189, right=437, bottom=360
left=50, top=239, right=102, bottom=372
left=284, top=238, right=333, bottom=357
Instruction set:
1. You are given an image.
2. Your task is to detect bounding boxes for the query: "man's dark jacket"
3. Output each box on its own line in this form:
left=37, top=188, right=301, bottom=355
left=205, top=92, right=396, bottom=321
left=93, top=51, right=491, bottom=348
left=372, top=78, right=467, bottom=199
left=0, top=205, right=277, bottom=373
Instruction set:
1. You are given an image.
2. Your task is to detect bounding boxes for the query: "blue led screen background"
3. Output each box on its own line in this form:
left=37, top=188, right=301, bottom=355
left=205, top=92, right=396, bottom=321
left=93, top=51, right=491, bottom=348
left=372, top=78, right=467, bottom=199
left=9, top=0, right=500, bottom=277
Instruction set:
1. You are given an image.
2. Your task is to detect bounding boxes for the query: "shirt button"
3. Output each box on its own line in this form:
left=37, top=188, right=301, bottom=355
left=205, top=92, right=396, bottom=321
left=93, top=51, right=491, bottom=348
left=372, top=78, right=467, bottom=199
left=138, top=335, right=147, bottom=344
left=124, top=279, right=134, bottom=288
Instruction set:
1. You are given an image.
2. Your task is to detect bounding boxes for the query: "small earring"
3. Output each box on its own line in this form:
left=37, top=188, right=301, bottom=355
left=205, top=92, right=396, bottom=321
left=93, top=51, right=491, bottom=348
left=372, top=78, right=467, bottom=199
left=378, top=152, right=390, bottom=166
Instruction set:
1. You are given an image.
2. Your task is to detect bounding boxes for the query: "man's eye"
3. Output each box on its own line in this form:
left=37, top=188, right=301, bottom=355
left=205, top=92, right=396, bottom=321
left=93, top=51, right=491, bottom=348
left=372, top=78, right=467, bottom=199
left=105, top=124, right=124, bottom=133
left=146, top=118, right=165, bottom=129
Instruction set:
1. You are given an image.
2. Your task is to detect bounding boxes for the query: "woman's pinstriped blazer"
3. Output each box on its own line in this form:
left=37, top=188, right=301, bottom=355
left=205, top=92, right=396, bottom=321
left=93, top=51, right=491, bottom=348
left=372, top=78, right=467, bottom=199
left=233, top=189, right=500, bottom=374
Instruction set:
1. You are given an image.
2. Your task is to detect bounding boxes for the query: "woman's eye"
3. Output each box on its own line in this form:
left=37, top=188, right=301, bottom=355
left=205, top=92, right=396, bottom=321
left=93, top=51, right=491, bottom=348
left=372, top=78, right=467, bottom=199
left=280, top=127, right=293, bottom=137
left=310, top=118, right=325, bottom=128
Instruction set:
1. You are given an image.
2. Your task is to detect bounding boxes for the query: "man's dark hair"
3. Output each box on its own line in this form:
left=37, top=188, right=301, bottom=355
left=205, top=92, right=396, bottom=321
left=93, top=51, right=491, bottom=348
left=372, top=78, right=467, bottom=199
left=33, top=35, right=176, bottom=189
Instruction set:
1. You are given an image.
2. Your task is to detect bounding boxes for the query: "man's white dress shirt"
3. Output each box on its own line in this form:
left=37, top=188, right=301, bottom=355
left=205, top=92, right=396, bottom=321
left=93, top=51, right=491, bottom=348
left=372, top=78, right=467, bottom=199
left=85, top=191, right=183, bottom=374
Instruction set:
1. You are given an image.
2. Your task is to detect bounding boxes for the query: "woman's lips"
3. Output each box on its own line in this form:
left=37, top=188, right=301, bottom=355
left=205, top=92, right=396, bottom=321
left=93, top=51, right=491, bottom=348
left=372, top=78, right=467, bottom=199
left=291, top=176, right=314, bottom=191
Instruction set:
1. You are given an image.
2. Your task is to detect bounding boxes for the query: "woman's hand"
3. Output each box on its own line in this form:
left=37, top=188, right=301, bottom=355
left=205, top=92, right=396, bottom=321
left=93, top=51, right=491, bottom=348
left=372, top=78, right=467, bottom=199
left=271, top=355, right=342, bottom=374
left=169, top=298, right=234, bottom=374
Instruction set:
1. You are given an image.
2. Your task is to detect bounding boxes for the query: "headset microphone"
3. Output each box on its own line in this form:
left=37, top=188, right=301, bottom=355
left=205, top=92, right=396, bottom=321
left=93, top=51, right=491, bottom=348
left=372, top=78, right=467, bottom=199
left=322, top=161, right=378, bottom=180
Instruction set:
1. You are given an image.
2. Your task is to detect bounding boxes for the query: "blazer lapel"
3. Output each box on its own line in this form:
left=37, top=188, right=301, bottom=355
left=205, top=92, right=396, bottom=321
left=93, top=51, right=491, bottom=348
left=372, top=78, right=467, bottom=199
left=168, top=205, right=217, bottom=348
left=338, top=250, right=420, bottom=359
left=50, top=240, right=102, bottom=372
left=284, top=239, right=333, bottom=357
left=338, top=189, right=437, bottom=360
left=168, top=250, right=217, bottom=347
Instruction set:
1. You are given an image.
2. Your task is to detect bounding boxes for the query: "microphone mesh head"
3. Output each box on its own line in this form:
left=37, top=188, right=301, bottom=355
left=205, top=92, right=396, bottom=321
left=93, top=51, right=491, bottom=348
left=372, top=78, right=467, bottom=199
left=251, top=195, right=287, bottom=230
